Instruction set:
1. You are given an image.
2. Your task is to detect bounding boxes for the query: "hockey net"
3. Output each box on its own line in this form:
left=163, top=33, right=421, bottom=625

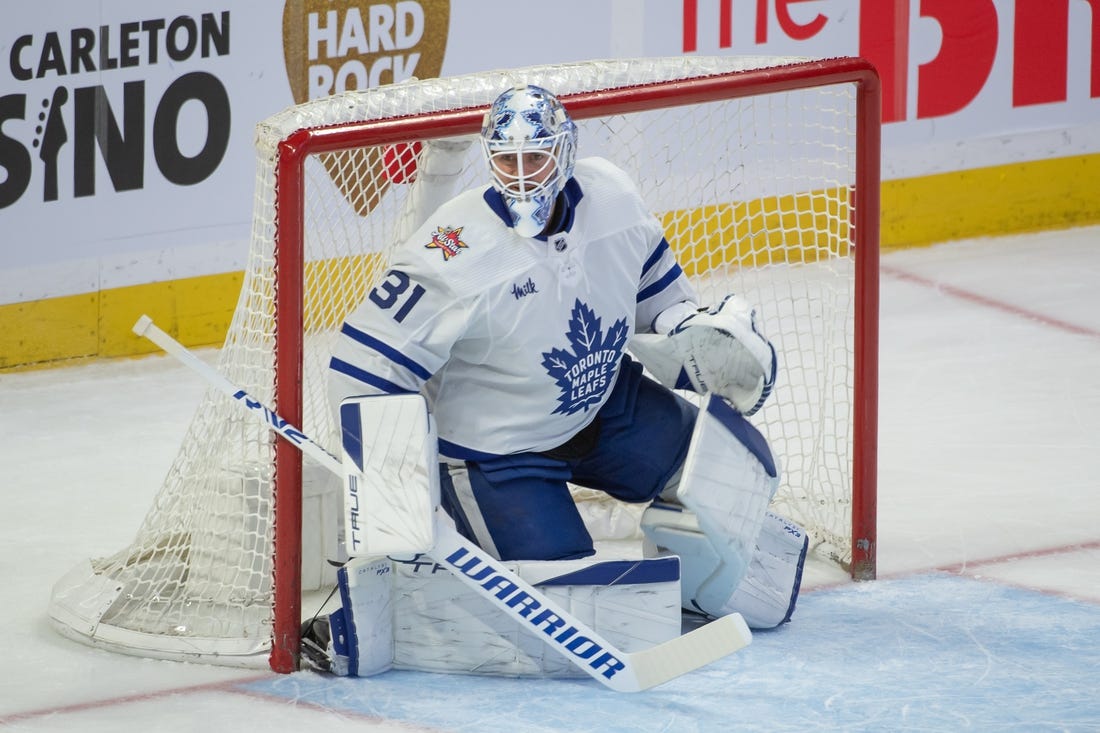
left=48, top=56, right=879, bottom=673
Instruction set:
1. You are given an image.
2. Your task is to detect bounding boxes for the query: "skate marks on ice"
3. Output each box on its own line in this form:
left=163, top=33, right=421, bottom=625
left=241, top=574, right=1100, bottom=733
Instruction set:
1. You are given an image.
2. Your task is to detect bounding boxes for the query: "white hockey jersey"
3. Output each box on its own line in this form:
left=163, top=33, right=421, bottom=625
left=329, top=157, right=697, bottom=460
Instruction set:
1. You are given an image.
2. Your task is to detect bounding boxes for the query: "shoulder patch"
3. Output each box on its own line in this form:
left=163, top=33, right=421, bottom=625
left=425, top=226, right=468, bottom=261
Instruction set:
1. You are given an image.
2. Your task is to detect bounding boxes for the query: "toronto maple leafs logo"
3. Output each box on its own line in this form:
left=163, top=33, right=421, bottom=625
left=424, top=226, right=467, bottom=261
left=541, top=300, right=629, bottom=415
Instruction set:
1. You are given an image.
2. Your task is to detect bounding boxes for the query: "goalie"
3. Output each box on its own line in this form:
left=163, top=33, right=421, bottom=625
left=318, top=85, right=807, bottom=673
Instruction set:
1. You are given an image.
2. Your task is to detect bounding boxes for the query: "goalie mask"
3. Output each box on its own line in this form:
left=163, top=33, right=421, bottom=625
left=481, top=85, right=577, bottom=238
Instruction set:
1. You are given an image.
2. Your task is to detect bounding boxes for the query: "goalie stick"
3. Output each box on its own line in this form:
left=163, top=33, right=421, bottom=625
left=133, top=314, right=752, bottom=692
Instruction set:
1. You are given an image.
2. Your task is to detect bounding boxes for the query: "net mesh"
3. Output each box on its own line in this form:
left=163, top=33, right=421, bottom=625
left=49, top=56, right=870, bottom=667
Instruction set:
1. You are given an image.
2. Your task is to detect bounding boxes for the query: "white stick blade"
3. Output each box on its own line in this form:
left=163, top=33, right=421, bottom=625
left=628, top=612, right=752, bottom=690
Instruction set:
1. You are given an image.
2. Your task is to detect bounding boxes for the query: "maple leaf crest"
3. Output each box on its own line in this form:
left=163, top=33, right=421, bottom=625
left=541, top=299, right=629, bottom=415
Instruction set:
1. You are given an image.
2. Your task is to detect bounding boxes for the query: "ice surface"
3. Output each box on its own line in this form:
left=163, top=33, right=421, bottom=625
left=2, top=226, right=1098, bottom=732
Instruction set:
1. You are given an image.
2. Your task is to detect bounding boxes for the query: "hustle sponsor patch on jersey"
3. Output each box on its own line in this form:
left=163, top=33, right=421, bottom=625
left=425, top=225, right=467, bottom=260
left=541, top=299, right=628, bottom=415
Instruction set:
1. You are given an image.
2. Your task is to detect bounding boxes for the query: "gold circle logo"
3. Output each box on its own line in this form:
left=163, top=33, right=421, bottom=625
left=282, top=0, right=450, bottom=214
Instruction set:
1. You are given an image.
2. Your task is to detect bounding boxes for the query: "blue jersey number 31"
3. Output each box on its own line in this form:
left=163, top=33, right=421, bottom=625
left=369, top=270, right=426, bottom=323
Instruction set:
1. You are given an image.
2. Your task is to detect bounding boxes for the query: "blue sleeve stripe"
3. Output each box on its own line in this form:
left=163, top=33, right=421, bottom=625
left=340, top=323, right=432, bottom=380
left=329, top=357, right=413, bottom=395
left=641, top=237, right=670, bottom=277
left=637, top=263, right=684, bottom=303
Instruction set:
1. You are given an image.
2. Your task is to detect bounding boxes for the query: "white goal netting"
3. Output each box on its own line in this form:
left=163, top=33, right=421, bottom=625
left=49, top=55, right=878, bottom=670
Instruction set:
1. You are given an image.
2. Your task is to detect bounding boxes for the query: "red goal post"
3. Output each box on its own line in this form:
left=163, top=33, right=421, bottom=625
left=48, top=56, right=879, bottom=675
